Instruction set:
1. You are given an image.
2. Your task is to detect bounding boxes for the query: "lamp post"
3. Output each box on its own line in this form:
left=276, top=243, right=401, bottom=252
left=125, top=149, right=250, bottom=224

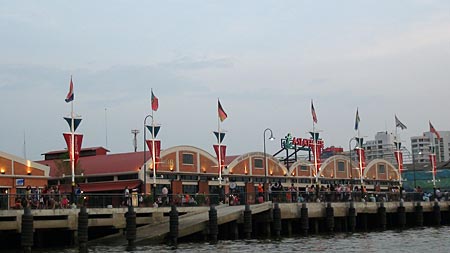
left=263, top=128, right=275, bottom=200
left=143, top=114, right=153, bottom=195
left=348, top=137, right=356, bottom=181
left=412, top=151, right=422, bottom=189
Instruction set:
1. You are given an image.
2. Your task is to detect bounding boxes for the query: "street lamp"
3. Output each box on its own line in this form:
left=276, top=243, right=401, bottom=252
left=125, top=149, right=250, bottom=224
left=348, top=137, right=356, bottom=181
left=263, top=128, right=275, bottom=200
left=412, top=151, right=422, bottom=189
left=143, top=114, right=153, bottom=195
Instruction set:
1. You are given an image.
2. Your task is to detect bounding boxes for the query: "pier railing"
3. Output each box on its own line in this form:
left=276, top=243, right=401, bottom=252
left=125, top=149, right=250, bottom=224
left=1, top=190, right=448, bottom=210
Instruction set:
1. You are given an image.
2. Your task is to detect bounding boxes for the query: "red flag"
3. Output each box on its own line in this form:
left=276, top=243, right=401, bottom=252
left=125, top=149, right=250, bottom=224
left=356, top=147, right=366, bottom=175
left=429, top=121, right=441, bottom=139
left=218, top=100, right=227, bottom=122
left=213, top=144, right=227, bottom=171
left=146, top=139, right=161, bottom=169
left=429, top=153, right=437, bottom=176
left=65, top=77, right=74, bottom=103
left=394, top=150, right=404, bottom=174
left=311, top=100, right=317, bottom=123
left=151, top=91, right=159, bottom=111
left=63, top=133, right=83, bottom=166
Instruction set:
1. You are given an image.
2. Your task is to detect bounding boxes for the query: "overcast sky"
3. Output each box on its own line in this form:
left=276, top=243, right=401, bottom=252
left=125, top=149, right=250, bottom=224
left=1, top=1, right=449, bottom=161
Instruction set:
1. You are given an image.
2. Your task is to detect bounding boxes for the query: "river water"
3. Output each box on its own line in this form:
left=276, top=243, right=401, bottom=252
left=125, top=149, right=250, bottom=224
left=36, top=227, right=450, bottom=253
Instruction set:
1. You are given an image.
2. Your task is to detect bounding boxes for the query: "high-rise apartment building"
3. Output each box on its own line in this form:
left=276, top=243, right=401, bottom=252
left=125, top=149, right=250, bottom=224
left=364, top=131, right=398, bottom=164
left=411, top=131, right=450, bottom=164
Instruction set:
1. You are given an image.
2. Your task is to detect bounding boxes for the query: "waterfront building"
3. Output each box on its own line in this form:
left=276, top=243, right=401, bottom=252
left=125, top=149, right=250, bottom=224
left=0, top=151, right=50, bottom=208
left=34, top=142, right=400, bottom=208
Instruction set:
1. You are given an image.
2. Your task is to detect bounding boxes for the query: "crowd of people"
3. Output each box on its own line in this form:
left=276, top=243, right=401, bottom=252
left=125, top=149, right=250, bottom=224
left=12, top=185, right=71, bottom=209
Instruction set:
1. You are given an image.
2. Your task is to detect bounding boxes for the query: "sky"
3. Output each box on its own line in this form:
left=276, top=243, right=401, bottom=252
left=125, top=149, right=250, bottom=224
left=1, top=1, right=449, bottom=161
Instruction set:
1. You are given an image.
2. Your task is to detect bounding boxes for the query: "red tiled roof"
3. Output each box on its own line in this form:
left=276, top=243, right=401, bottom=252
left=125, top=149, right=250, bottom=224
left=79, top=180, right=141, bottom=193
left=36, top=151, right=147, bottom=177
left=225, top=155, right=239, bottom=166
left=42, top=146, right=110, bottom=155
left=36, top=147, right=242, bottom=178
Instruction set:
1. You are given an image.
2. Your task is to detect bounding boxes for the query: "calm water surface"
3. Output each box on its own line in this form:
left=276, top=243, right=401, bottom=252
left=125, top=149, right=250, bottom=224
left=40, top=227, right=450, bottom=253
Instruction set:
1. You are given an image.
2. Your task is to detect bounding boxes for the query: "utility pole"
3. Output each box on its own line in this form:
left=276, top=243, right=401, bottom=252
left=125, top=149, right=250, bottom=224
left=131, top=129, right=140, bottom=152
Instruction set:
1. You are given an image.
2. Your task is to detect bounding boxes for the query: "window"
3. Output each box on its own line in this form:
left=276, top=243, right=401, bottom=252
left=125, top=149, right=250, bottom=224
left=378, top=164, right=386, bottom=174
left=300, top=165, right=308, bottom=171
left=337, top=161, right=345, bottom=172
left=182, top=153, right=194, bottom=165
left=180, top=175, right=198, bottom=181
left=118, top=174, right=138, bottom=180
left=254, top=158, right=263, bottom=168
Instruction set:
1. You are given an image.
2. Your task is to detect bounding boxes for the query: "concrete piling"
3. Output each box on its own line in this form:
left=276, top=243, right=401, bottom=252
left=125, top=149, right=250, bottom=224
left=21, top=207, right=33, bottom=253
left=169, top=205, right=179, bottom=247
left=397, top=200, right=406, bottom=229
left=415, top=202, right=423, bottom=227
left=348, top=201, right=356, bottom=233
left=300, top=203, right=309, bottom=236
left=273, top=203, right=281, bottom=239
left=125, top=205, right=137, bottom=251
left=433, top=201, right=441, bottom=226
left=325, top=202, right=334, bottom=233
left=243, top=204, right=252, bottom=239
left=77, top=206, right=89, bottom=253
left=209, top=205, right=218, bottom=244
left=378, top=202, right=387, bottom=231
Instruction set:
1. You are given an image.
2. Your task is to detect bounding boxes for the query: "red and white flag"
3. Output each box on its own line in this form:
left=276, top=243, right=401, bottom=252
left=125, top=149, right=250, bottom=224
left=65, top=77, right=74, bottom=103
left=151, top=90, right=159, bottom=111
left=311, top=100, right=318, bottom=123
left=429, top=121, right=441, bottom=139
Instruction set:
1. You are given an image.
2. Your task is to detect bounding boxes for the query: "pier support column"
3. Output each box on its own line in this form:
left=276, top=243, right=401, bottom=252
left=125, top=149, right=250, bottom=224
left=169, top=205, right=179, bottom=247
left=126, top=205, right=137, bottom=251
left=209, top=205, right=218, bottom=244
left=21, top=207, right=33, bottom=253
left=230, top=221, right=239, bottom=240
left=360, top=213, right=368, bottom=232
left=348, top=201, right=356, bottom=233
left=273, top=203, right=281, bottom=239
left=325, top=202, right=334, bottom=233
left=243, top=205, right=252, bottom=239
left=264, top=211, right=271, bottom=238
left=397, top=200, right=406, bottom=229
left=78, top=206, right=89, bottom=253
left=300, top=203, right=309, bottom=236
left=286, top=220, right=292, bottom=237
left=433, top=200, right=441, bottom=226
left=378, top=201, right=387, bottom=231
left=415, top=202, right=423, bottom=227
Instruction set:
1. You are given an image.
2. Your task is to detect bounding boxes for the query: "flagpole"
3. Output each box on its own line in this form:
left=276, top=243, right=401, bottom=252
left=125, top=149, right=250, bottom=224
left=312, top=102, right=318, bottom=185
left=431, top=133, right=436, bottom=187
left=70, top=86, right=75, bottom=203
left=151, top=89, right=156, bottom=191
left=217, top=99, right=222, bottom=187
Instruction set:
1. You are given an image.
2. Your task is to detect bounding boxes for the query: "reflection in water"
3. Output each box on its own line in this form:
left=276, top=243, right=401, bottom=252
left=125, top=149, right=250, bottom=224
left=34, top=227, right=450, bottom=253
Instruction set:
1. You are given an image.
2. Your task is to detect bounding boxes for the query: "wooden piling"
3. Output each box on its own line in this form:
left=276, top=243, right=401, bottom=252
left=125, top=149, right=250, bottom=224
left=169, top=205, right=179, bottom=247
left=378, top=202, right=387, bottom=231
left=300, top=203, right=309, bottom=236
left=433, top=201, right=441, bottom=226
left=125, top=205, right=137, bottom=251
left=273, top=203, right=281, bottom=239
left=348, top=201, right=356, bottom=233
left=415, top=202, right=423, bottom=227
left=397, top=200, right=406, bottom=229
left=325, top=202, right=334, bottom=233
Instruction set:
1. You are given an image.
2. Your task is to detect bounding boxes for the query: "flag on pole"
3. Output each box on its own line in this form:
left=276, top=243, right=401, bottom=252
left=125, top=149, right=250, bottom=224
left=354, top=108, right=360, bottom=131
left=65, top=77, right=74, bottom=103
left=429, top=121, right=441, bottom=139
left=218, top=99, right=227, bottom=122
left=395, top=115, right=407, bottom=130
left=151, top=90, right=159, bottom=111
left=311, top=100, right=318, bottom=123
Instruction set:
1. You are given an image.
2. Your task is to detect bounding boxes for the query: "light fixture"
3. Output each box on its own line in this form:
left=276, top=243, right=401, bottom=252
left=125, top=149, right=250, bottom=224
left=0, top=168, right=5, bottom=174
left=27, top=170, right=31, bottom=175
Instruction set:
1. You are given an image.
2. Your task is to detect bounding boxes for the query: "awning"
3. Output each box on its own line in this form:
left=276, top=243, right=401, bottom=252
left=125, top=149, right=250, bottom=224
left=79, top=180, right=142, bottom=193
